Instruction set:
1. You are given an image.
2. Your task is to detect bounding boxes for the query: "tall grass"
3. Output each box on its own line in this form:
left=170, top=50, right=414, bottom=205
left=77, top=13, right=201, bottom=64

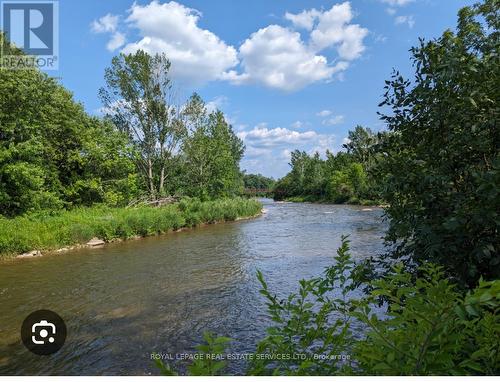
left=0, top=198, right=262, bottom=258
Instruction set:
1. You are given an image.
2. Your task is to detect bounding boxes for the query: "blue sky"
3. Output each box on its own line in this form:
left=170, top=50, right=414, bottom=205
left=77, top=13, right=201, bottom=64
left=52, top=0, right=473, bottom=178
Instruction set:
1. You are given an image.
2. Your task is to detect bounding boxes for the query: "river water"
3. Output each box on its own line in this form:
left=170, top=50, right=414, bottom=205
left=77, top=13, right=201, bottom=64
left=0, top=199, right=386, bottom=375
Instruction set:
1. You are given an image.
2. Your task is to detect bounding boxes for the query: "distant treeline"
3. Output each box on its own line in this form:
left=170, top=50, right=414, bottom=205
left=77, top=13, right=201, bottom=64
left=242, top=173, right=275, bottom=196
left=273, top=126, right=386, bottom=205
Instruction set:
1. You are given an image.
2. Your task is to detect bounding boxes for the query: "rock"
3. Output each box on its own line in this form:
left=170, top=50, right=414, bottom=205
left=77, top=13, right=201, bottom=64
left=361, top=208, right=373, bottom=211
left=17, top=250, right=42, bottom=258
left=86, top=237, right=105, bottom=247
left=261, top=208, right=268, bottom=214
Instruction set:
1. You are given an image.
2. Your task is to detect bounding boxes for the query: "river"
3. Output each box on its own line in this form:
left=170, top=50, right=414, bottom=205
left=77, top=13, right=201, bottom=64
left=0, top=199, right=386, bottom=375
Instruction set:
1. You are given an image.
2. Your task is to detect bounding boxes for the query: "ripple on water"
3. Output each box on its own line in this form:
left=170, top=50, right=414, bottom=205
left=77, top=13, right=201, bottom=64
left=0, top=199, right=386, bottom=375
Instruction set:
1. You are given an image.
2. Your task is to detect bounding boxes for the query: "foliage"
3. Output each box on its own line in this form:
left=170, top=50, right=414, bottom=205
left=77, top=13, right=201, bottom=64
left=377, top=0, right=500, bottom=287
left=0, top=34, right=137, bottom=217
left=343, top=125, right=377, bottom=169
left=0, top=198, right=262, bottom=257
left=181, top=94, right=245, bottom=200
left=273, top=135, right=381, bottom=204
left=326, top=163, right=367, bottom=204
left=250, top=236, right=356, bottom=376
left=99, top=50, right=185, bottom=199
left=1, top=41, right=247, bottom=217
left=158, top=238, right=499, bottom=376
left=154, top=332, right=232, bottom=376
left=353, top=266, right=500, bottom=375
left=243, top=173, right=275, bottom=196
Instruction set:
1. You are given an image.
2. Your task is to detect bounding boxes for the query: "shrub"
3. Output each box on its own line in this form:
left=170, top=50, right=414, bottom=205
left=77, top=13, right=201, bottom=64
left=156, top=237, right=499, bottom=376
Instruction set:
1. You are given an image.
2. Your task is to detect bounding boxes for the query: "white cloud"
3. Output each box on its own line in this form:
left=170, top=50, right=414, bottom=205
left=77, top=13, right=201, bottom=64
left=106, top=32, right=126, bottom=51
left=91, top=14, right=119, bottom=33
left=205, top=96, right=228, bottom=114
left=380, top=0, right=413, bottom=6
left=285, top=9, right=321, bottom=31
left=238, top=124, right=337, bottom=177
left=95, top=1, right=368, bottom=91
left=121, top=1, right=238, bottom=85
left=380, top=0, right=414, bottom=28
left=322, top=115, right=344, bottom=125
left=91, top=14, right=125, bottom=52
left=309, top=2, right=368, bottom=60
left=245, top=146, right=273, bottom=159
left=291, top=121, right=304, bottom=129
left=395, top=15, right=415, bottom=28
left=224, top=25, right=345, bottom=91
left=237, top=124, right=317, bottom=148
left=316, top=109, right=332, bottom=117
left=226, top=2, right=367, bottom=91
left=280, top=149, right=292, bottom=160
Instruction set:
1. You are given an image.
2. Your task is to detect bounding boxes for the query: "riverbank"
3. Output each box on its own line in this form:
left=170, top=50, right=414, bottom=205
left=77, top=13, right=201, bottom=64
left=0, top=197, right=262, bottom=259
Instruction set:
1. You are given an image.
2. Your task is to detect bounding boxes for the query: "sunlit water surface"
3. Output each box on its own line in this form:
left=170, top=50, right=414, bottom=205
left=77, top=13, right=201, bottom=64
left=0, top=199, right=386, bottom=375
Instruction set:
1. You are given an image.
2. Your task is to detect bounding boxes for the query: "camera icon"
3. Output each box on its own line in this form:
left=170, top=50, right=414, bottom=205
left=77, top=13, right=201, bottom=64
left=31, top=319, right=56, bottom=345
left=22, top=309, right=67, bottom=355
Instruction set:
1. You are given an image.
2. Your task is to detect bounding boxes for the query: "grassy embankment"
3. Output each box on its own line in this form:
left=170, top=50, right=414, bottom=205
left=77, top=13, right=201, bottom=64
left=0, top=197, right=262, bottom=259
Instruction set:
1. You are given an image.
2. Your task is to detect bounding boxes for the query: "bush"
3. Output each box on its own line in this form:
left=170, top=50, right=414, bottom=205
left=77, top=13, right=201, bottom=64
left=378, top=0, right=500, bottom=287
left=156, top=237, right=499, bottom=376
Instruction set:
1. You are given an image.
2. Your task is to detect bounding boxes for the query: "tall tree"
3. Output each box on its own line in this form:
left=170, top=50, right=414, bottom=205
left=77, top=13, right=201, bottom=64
left=181, top=95, right=245, bottom=199
left=379, top=0, right=499, bottom=287
left=0, top=33, right=135, bottom=216
left=99, top=50, right=185, bottom=199
left=342, top=125, right=377, bottom=169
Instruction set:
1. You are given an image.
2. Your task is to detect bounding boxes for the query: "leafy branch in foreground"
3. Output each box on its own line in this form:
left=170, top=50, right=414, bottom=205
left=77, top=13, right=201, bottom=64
left=155, top=237, right=499, bottom=376
left=154, top=331, right=232, bottom=376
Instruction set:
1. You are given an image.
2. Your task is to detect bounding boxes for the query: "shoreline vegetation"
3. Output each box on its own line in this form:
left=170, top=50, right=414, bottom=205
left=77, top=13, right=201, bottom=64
left=0, top=198, right=262, bottom=260
left=279, top=195, right=386, bottom=207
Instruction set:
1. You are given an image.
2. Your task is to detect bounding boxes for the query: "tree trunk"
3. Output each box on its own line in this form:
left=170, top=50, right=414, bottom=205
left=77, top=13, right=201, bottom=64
left=159, top=164, right=165, bottom=196
left=147, top=158, right=155, bottom=200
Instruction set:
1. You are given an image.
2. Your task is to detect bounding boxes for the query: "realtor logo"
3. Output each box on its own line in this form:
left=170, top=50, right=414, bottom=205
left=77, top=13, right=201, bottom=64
left=1, top=0, right=59, bottom=69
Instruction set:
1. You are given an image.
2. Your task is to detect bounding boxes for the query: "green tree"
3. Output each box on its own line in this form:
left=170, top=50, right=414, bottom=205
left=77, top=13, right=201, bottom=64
left=100, top=50, right=185, bottom=200
left=181, top=95, right=245, bottom=199
left=0, top=34, right=136, bottom=216
left=243, top=173, right=275, bottom=192
left=303, top=152, right=326, bottom=198
left=326, top=163, right=367, bottom=203
left=342, top=125, right=377, bottom=169
left=289, top=150, right=311, bottom=195
left=379, top=0, right=500, bottom=287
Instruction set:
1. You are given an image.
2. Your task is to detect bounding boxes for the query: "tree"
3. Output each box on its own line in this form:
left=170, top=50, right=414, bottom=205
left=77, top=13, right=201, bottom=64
left=342, top=125, right=377, bottom=168
left=0, top=33, right=136, bottom=216
left=303, top=152, right=326, bottom=198
left=326, top=163, right=367, bottom=203
left=289, top=150, right=311, bottom=195
left=273, top=146, right=376, bottom=203
left=243, top=173, right=275, bottom=192
left=181, top=95, right=245, bottom=199
left=99, top=50, right=185, bottom=200
left=379, top=0, right=499, bottom=287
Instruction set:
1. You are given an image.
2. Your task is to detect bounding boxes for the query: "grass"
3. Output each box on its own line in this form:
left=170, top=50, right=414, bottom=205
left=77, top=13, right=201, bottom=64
left=0, top=197, right=262, bottom=258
